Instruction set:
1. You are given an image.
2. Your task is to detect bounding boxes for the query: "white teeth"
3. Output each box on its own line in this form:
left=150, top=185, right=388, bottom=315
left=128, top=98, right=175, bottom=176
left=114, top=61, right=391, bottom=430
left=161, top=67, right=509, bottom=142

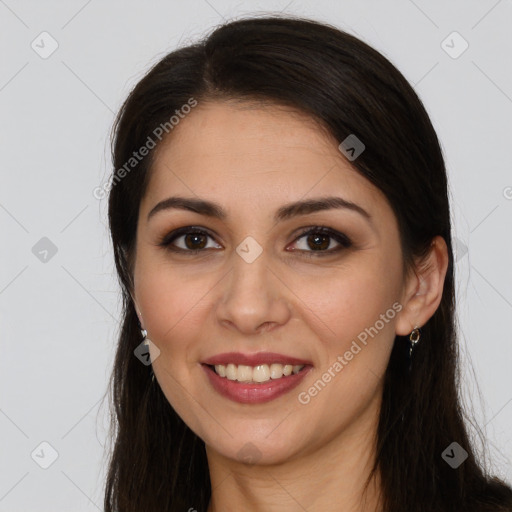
left=270, top=363, right=283, bottom=379
left=226, top=363, right=237, bottom=380
left=253, top=364, right=270, bottom=382
left=213, top=363, right=305, bottom=383
left=237, top=365, right=253, bottom=382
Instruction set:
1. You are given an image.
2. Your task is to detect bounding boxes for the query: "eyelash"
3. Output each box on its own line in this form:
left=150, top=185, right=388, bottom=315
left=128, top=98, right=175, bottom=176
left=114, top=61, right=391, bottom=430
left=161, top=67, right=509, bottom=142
left=157, top=225, right=353, bottom=258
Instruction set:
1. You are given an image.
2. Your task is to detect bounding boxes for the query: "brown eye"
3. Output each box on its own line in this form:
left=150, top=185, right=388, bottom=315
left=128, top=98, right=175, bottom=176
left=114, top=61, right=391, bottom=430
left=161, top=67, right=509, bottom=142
left=157, top=227, right=221, bottom=253
left=183, top=232, right=208, bottom=250
left=289, top=226, right=352, bottom=257
left=306, top=233, right=330, bottom=251
left=157, top=225, right=352, bottom=257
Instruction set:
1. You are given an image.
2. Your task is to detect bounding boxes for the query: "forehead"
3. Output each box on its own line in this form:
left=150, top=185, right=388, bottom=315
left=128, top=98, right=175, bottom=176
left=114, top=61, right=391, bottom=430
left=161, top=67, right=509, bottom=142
left=141, top=101, right=388, bottom=220
left=154, top=100, right=340, bottom=170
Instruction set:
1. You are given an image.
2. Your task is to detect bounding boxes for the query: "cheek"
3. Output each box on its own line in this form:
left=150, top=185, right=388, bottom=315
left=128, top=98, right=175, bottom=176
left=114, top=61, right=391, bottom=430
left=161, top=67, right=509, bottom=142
left=291, top=260, right=401, bottom=414
left=293, top=267, right=398, bottom=432
left=135, top=264, right=209, bottom=352
left=292, top=260, right=399, bottom=343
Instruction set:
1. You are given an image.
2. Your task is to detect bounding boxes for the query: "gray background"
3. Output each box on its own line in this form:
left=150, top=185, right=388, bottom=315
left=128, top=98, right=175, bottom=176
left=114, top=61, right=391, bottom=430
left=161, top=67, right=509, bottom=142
left=1, top=0, right=511, bottom=510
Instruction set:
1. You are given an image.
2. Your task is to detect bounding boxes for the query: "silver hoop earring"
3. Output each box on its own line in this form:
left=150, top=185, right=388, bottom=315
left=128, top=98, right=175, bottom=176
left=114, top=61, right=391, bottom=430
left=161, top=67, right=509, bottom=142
left=141, top=328, right=155, bottom=383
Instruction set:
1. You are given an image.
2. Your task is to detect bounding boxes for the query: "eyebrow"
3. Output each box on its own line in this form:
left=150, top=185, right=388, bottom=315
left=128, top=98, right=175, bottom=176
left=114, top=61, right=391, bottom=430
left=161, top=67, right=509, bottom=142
left=147, top=195, right=373, bottom=225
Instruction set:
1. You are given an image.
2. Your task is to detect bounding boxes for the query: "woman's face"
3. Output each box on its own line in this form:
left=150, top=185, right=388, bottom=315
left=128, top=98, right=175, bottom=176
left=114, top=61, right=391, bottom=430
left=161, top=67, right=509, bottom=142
left=132, top=100, right=413, bottom=465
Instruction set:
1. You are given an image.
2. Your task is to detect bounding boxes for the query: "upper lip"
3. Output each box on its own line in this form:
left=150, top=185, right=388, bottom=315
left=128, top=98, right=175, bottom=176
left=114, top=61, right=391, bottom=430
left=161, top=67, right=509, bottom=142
left=202, top=352, right=312, bottom=367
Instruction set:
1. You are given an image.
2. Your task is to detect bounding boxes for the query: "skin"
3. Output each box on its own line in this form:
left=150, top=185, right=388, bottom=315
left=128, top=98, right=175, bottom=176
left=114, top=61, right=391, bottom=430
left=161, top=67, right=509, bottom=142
left=130, top=100, right=449, bottom=512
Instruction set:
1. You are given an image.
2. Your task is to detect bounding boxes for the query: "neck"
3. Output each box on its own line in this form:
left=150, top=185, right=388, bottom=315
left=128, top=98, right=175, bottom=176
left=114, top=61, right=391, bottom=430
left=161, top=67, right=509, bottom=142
left=206, top=394, right=383, bottom=512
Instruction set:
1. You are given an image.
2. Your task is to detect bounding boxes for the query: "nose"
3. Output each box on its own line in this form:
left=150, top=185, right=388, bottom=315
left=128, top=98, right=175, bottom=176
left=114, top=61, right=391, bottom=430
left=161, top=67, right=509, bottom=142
left=215, top=250, right=291, bottom=335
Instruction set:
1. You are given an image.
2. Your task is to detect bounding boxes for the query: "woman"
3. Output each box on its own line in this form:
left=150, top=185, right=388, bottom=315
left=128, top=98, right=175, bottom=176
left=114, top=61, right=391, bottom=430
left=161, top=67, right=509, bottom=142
left=104, top=15, right=512, bottom=512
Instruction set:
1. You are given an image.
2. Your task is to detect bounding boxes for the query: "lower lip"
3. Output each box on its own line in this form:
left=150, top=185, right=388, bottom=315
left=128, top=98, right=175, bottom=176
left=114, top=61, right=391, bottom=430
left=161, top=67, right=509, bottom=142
left=201, top=364, right=312, bottom=404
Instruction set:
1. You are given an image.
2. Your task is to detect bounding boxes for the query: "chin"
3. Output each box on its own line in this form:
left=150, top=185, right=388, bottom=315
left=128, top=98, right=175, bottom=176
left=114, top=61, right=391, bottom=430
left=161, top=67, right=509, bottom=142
left=207, top=438, right=297, bottom=466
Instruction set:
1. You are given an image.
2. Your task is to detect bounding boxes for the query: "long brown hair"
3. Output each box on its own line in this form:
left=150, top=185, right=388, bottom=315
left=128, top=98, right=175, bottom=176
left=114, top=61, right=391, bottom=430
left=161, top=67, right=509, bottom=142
left=104, top=15, right=512, bottom=512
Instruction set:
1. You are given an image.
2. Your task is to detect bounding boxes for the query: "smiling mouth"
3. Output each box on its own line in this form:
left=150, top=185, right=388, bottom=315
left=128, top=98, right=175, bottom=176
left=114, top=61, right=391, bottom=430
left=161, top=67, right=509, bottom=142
left=206, top=363, right=306, bottom=384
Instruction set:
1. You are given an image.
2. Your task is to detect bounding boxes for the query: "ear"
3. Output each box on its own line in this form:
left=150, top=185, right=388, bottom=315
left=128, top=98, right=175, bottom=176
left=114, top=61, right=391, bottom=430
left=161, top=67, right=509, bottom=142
left=395, top=235, right=449, bottom=336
